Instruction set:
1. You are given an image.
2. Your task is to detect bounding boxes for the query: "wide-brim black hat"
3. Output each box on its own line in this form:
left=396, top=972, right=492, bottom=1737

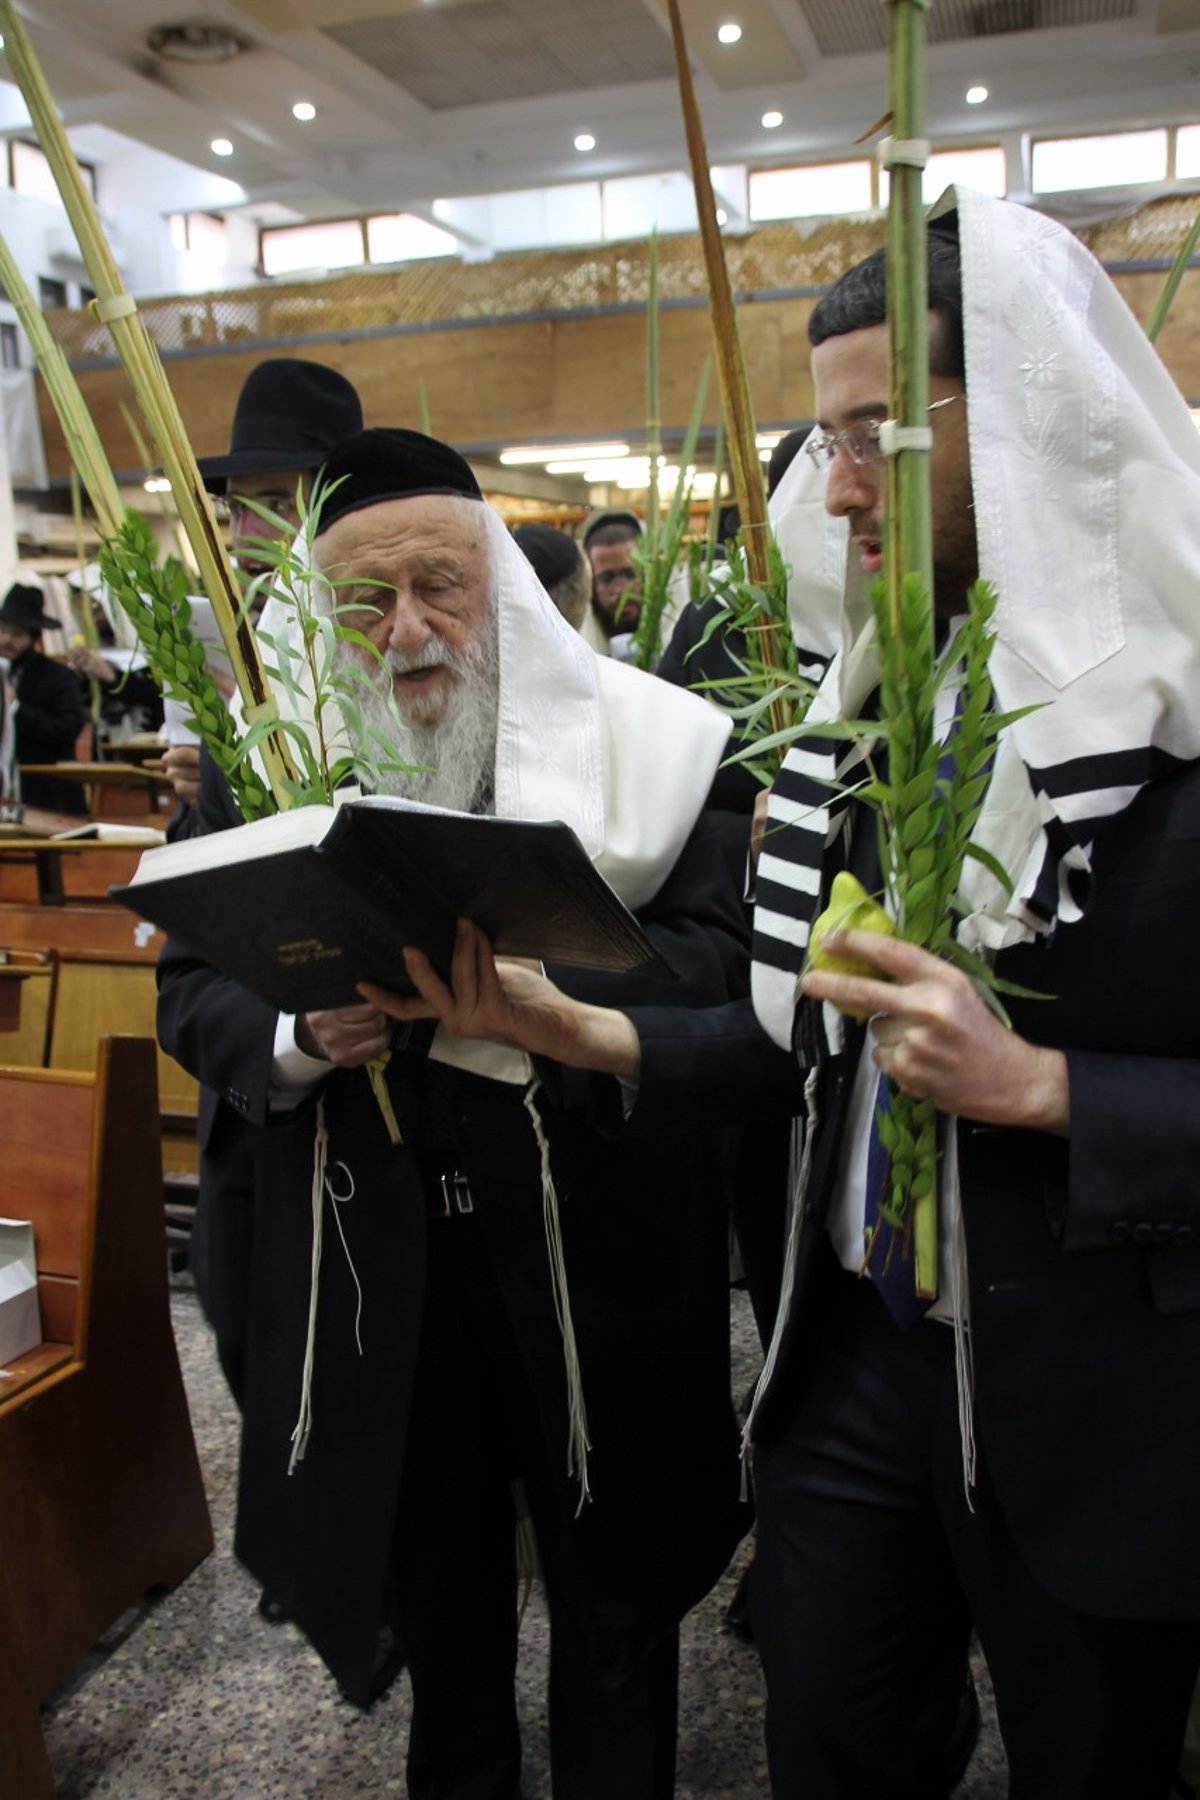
left=197, top=358, right=364, bottom=492
left=314, top=428, right=483, bottom=533
left=0, top=582, right=60, bottom=633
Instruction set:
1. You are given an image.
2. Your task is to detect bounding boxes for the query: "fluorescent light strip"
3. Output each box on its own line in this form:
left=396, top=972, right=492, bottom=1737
left=499, top=442, right=629, bottom=466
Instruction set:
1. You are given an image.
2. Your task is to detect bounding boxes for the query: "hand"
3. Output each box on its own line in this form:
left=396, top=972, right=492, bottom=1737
left=799, top=928, right=1068, bottom=1134
left=359, top=919, right=642, bottom=1079
left=62, top=646, right=116, bottom=683
left=750, top=787, right=770, bottom=881
left=295, top=1002, right=391, bottom=1067
left=161, top=743, right=201, bottom=806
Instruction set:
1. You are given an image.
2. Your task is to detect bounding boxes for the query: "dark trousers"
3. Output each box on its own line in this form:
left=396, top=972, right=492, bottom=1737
left=751, top=1253, right=1200, bottom=1800
left=392, top=1207, right=678, bottom=1800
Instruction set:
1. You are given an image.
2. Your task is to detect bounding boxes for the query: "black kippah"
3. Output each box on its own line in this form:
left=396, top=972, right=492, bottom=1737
left=315, top=427, right=482, bottom=531
left=512, top=523, right=580, bottom=591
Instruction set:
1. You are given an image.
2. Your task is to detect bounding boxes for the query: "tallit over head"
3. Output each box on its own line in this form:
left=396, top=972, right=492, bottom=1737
left=254, top=432, right=732, bottom=920
left=753, top=185, right=1200, bottom=1050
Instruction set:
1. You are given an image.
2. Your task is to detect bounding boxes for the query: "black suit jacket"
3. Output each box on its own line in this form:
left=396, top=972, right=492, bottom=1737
left=630, top=763, right=1200, bottom=1623
left=157, top=755, right=754, bottom=1703
left=11, top=647, right=88, bottom=813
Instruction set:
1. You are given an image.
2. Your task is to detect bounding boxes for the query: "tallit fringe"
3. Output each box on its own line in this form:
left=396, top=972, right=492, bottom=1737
left=289, top=1096, right=329, bottom=1475
left=741, top=1066, right=820, bottom=1467
left=951, top=1195, right=977, bottom=1507
left=288, top=1101, right=366, bottom=1475
left=523, top=1078, right=592, bottom=1511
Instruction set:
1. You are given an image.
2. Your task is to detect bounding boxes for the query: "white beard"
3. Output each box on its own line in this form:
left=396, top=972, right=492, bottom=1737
left=333, top=609, right=499, bottom=814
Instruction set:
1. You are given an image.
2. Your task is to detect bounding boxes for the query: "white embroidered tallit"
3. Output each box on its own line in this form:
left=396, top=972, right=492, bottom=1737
left=753, top=185, right=1200, bottom=1052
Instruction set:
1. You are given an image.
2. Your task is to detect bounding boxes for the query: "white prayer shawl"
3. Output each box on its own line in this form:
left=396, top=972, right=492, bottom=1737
left=254, top=501, right=731, bottom=1075
left=753, top=185, right=1200, bottom=1053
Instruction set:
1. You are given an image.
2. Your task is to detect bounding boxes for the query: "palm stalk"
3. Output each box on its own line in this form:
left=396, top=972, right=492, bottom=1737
left=68, top=471, right=104, bottom=727
left=0, top=228, right=121, bottom=536
left=875, top=0, right=938, bottom=1295
left=1145, top=208, right=1200, bottom=343
left=642, top=230, right=662, bottom=631
left=663, top=0, right=789, bottom=737
left=0, top=0, right=297, bottom=810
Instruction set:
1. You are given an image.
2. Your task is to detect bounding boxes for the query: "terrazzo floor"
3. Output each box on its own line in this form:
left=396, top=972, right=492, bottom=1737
left=38, top=1281, right=1010, bottom=1798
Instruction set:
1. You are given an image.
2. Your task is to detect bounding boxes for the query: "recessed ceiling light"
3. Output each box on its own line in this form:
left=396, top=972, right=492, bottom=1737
left=211, top=137, right=234, bottom=157
left=292, top=101, right=317, bottom=122
left=966, top=85, right=988, bottom=105
left=761, top=110, right=783, bottom=130
left=574, top=132, right=596, bottom=152
left=716, top=22, right=742, bottom=44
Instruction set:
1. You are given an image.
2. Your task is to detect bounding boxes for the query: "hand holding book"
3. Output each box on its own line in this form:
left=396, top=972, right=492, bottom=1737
left=360, top=919, right=643, bottom=1082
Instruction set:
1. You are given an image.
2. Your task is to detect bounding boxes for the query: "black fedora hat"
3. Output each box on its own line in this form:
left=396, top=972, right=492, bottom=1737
left=197, top=358, right=363, bottom=492
left=0, top=582, right=61, bottom=634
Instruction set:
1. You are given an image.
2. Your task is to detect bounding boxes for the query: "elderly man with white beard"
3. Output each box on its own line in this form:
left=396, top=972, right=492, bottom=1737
left=156, top=429, right=751, bottom=1800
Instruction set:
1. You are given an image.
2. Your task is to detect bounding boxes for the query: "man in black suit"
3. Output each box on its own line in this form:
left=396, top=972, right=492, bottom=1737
left=158, top=429, right=751, bottom=1792
left=408, top=194, right=1200, bottom=1798
left=0, top=582, right=88, bottom=814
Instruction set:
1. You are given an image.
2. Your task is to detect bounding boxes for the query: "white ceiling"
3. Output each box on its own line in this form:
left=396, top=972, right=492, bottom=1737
left=5, top=0, right=1200, bottom=229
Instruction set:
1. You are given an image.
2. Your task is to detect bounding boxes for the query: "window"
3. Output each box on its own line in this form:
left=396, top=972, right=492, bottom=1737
left=11, top=139, right=95, bottom=205
left=1177, top=124, right=1200, bottom=180
left=749, top=160, right=874, bottom=222
left=880, top=145, right=1008, bottom=205
left=38, top=276, right=67, bottom=311
left=366, top=214, right=456, bottom=264
left=1032, top=129, right=1168, bottom=194
left=0, top=323, right=20, bottom=370
left=169, top=212, right=229, bottom=264
left=260, top=219, right=367, bottom=277
left=601, top=173, right=698, bottom=241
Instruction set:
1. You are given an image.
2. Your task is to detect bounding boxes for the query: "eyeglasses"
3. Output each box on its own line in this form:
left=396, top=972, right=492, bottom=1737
left=803, top=394, right=962, bottom=470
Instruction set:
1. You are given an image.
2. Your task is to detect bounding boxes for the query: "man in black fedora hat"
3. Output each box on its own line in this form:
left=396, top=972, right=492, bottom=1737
left=163, top=358, right=363, bottom=814
left=197, top=356, right=364, bottom=583
left=0, top=581, right=88, bottom=814
left=165, top=360, right=365, bottom=1586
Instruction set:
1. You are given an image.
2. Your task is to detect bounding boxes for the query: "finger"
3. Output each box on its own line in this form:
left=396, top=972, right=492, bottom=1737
left=357, top=980, right=438, bottom=1023
left=800, top=965, right=910, bottom=1019
left=823, top=927, right=947, bottom=983
left=447, top=918, right=483, bottom=1016
left=399, top=944, right=458, bottom=1017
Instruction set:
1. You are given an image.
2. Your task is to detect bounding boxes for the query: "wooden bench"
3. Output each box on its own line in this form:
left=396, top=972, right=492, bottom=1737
left=0, top=904, right=199, bottom=1173
left=0, top=1037, right=213, bottom=1796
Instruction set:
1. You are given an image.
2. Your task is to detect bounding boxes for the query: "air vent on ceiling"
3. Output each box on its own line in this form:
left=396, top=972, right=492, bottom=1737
left=145, top=22, right=249, bottom=64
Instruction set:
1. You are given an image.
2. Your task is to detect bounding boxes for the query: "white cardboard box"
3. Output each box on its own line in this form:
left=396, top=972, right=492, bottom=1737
left=0, top=1217, right=41, bottom=1368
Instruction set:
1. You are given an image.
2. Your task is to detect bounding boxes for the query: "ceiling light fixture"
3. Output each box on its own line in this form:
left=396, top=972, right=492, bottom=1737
left=966, top=84, right=988, bottom=104
left=500, top=441, right=629, bottom=466
left=211, top=137, right=234, bottom=157
left=716, top=22, right=742, bottom=44
left=574, top=132, right=596, bottom=152
left=292, top=101, right=317, bottom=122
left=761, top=110, right=783, bottom=130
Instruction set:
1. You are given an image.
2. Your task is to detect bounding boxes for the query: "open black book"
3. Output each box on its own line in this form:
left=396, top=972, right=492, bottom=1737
left=112, top=795, right=665, bottom=1014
